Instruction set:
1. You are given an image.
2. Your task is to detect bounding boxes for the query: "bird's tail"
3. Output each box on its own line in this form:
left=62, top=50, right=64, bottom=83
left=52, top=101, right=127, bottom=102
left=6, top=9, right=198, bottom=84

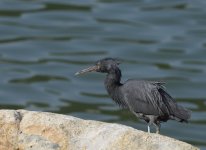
left=171, top=105, right=191, bottom=122
left=159, top=88, right=191, bottom=122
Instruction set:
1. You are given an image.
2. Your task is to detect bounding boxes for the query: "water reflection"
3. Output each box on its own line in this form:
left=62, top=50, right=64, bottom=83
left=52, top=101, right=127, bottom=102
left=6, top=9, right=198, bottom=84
left=9, top=75, right=68, bottom=83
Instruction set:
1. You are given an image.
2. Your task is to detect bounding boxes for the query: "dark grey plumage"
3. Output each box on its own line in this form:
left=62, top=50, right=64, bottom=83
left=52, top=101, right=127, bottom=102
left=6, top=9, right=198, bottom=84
left=75, top=58, right=191, bottom=133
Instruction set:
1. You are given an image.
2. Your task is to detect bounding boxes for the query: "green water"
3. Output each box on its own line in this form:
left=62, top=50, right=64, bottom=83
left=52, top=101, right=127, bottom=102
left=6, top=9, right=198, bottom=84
left=0, top=0, right=206, bottom=149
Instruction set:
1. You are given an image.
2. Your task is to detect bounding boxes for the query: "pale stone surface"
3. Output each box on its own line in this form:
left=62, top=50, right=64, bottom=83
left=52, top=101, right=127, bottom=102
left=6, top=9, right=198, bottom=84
left=0, top=109, right=199, bottom=150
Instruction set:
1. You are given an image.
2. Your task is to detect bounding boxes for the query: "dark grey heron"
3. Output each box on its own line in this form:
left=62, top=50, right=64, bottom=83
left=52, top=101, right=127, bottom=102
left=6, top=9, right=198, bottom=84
left=75, top=58, right=191, bottom=133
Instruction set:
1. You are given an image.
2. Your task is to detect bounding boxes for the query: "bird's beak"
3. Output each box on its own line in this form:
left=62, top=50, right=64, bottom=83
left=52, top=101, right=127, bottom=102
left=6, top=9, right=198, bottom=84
left=75, top=65, right=99, bottom=76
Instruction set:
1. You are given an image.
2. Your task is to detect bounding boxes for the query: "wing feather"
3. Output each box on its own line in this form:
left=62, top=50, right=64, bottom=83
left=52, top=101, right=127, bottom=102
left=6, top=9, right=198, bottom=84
left=121, top=80, right=169, bottom=116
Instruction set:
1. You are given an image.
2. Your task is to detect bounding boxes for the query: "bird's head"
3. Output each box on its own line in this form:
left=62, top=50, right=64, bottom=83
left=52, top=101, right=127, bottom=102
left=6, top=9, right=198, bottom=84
left=75, top=58, right=121, bottom=75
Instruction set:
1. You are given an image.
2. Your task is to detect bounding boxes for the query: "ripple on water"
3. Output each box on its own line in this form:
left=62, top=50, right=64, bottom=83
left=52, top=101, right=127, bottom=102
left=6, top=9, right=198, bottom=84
left=0, top=0, right=206, bottom=148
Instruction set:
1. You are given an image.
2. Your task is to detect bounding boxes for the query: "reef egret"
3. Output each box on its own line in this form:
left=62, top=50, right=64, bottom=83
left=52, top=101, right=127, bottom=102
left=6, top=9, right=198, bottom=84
left=75, top=58, right=191, bottom=133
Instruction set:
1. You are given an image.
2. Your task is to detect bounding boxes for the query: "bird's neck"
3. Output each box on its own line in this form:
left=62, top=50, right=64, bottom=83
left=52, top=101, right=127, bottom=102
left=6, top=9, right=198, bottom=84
left=104, top=67, right=122, bottom=98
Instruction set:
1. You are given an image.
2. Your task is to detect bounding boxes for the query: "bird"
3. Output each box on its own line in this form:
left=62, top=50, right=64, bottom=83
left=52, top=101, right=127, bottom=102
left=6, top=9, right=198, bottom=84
left=75, top=57, right=191, bottom=133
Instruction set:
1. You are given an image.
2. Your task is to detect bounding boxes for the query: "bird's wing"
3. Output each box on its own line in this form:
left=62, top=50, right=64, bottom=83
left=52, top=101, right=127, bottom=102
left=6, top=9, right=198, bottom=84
left=158, top=88, right=191, bottom=121
left=122, top=80, right=170, bottom=116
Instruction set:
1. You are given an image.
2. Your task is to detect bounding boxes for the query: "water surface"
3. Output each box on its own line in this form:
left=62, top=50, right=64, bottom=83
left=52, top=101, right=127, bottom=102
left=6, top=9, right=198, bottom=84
left=0, top=0, right=206, bottom=149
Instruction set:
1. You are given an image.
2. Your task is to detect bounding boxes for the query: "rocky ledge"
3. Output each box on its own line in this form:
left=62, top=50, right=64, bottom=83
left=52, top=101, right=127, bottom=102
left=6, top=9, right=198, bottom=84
left=0, top=109, right=198, bottom=150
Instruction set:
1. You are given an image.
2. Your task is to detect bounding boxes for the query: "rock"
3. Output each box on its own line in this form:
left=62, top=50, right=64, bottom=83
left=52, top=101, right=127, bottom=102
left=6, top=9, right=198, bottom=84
left=0, top=109, right=199, bottom=150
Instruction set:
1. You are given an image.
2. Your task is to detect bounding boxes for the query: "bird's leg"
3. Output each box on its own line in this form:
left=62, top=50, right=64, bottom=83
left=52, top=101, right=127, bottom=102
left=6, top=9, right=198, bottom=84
left=153, top=122, right=161, bottom=134
left=147, top=120, right=153, bottom=133
left=155, top=125, right=160, bottom=134
left=147, top=125, right=151, bottom=133
left=147, top=116, right=155, bottom=133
